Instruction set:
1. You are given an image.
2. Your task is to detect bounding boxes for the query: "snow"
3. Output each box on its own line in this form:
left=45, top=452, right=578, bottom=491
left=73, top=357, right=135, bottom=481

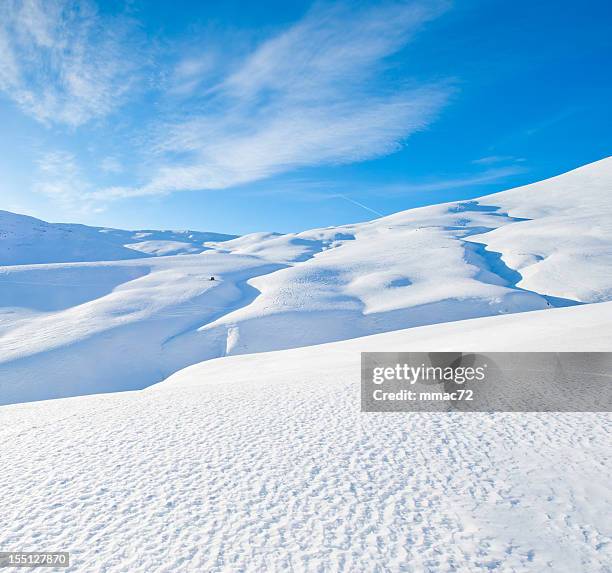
left=0, top=158, right=611, bottom=571
left=0, top=254, right=284, bottom=404
left=0, top=303, right=610, bottom=572
left=1, top=158, right=611, bottom=404
left=468, top=157, right=612, bottom=302
left=0, top=211, right=237, bottom=265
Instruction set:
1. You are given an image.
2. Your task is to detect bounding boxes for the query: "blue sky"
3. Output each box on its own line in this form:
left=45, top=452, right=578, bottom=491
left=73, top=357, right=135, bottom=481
left=0, top=0, right=610, bottom=234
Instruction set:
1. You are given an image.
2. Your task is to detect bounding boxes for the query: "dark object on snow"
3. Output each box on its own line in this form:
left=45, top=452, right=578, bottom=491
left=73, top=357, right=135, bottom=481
left=210, top=276, right=215, bottom=281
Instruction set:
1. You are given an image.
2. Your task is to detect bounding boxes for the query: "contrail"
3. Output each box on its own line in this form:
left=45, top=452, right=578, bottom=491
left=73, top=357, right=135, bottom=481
left=336, top=194, right=385, bottom=217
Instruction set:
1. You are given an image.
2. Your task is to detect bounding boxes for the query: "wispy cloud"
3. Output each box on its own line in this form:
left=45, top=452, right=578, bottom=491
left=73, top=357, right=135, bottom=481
left=472, top=155, right=525, bottom=165
left=100, top=156, right=124, bottom=174
left=97, top=0, right=452, bottom=199
left=226, top=164, right=528, bottom=205
left=35, top=150, right=99, bottom=211
left=378, top=165, right=528, bottom=194
left=166, top=53, right=220, bottom=97
left=525, top=107, right=579, bottom=136
left=0, top=0, right=145, bottom=126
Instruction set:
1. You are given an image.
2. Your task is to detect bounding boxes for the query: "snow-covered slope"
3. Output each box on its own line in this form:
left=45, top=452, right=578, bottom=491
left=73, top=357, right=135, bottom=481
left=161, top=158, right=611, bottom=361
left=0, top=157, right=610, bottom=404
left=0, top=253, right=284, bottom=404
left=0, top=210, right=236, bottom=265
left=1, top=303, right=610, bottom=572
left=468, top=158, right=612, bottom=303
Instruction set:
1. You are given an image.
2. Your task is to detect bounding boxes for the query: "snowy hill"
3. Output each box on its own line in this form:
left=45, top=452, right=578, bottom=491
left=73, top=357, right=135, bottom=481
left=469, top=159, right=612, bottom=303
left=0, top=157, right=611, bottom=404
left=1, top=303, right=610, bottom=572
left=0, top=210, right=237, bottom=265
left=0, top=158, right=611, bottom=571
left=153, top=157, right=612, bottom=369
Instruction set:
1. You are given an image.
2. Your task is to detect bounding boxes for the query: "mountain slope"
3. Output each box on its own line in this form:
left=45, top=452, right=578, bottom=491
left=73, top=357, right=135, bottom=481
left=468, top=157, right=612, bottom=303
left=0, top=157, right=610, bottom=403
left=163, top=158, right=611, bottom=360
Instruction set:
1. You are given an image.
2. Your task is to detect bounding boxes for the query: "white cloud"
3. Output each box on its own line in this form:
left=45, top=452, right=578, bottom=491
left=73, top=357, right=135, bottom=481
left=472, top=155, right=525, bottom=165
left=35, top=150, right=99, bottom=211
left=381, top=165, right=528, bottom=194
left=167, top=53, right=219, bottom=97
left=100, top=156, right=123, bottom=174
left=245, top=165, right=529, bottom=201
left=97, top=0, right=452, bottom=199
left=0, top=0, right=144, bottom=126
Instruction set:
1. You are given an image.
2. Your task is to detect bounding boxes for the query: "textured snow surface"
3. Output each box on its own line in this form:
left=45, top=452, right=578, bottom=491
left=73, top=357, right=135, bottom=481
left=1, top=157, right=611, bottom=403
left=0, top=304, right=610, bottom=572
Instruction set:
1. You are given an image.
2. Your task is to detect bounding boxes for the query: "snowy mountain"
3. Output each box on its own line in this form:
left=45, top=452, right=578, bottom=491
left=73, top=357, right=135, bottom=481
left=0, top=157, right=610, bottom=404
left=1, top=158, right=611, bottom=572
left=0, top=210, right=237, bottom=265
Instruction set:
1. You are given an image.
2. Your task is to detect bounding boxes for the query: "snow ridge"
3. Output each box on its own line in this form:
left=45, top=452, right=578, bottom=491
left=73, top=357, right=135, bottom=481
left=0, top=210, right=237, bottom=265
